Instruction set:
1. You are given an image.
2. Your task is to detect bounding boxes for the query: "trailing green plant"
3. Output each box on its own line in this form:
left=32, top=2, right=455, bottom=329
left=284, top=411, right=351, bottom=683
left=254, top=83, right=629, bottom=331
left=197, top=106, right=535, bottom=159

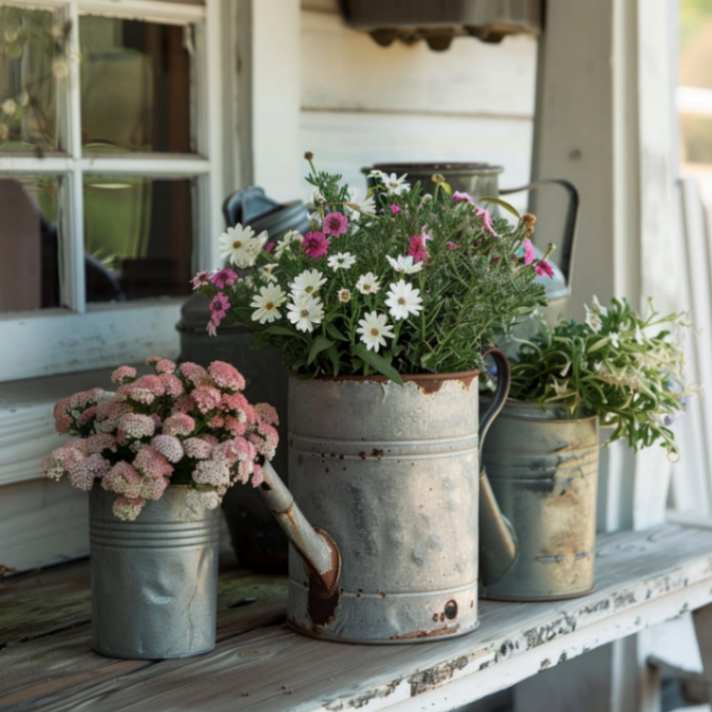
left=195, top=154, right=551, bottom=381
left=509, top=297, right=691, bottom=456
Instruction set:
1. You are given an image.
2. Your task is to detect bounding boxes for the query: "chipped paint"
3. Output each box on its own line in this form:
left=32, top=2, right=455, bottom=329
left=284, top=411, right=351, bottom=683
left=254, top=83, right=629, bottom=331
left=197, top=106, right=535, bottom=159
left=409, top=655, right=471, bottom=695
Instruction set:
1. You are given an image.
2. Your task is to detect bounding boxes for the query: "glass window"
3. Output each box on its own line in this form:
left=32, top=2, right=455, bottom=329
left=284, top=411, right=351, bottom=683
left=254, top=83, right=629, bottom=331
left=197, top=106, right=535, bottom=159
left=79, top=16, right=193, bottom=154
left=0, top=174, right=65, bottom=312
left=84, top=176, right=194, bottom=302
left=0, top=6, right=65, bottom=153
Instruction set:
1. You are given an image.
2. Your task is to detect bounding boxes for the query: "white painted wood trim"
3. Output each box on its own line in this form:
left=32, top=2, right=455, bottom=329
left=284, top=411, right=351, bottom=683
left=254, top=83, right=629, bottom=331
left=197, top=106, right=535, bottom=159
left=0, top=155, right=212, bottom=174
left=2, top=0, right=205, bottom=23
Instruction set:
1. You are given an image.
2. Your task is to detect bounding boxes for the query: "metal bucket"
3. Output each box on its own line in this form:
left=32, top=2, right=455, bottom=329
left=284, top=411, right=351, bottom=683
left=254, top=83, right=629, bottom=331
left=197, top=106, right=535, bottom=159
left=285, top=372, right=482, bottom=643
left=481, top=400, right=599, bottom=601
left=90, top=485, right=221, bottom=659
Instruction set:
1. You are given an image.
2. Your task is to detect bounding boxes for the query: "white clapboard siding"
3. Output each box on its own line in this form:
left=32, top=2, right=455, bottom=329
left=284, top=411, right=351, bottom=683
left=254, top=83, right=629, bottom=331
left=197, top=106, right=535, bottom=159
left=302, top=11, right=536, bottom=118
left=299, top=7, right=536, bottom=201
left=300, top=111, right=533, bottom=196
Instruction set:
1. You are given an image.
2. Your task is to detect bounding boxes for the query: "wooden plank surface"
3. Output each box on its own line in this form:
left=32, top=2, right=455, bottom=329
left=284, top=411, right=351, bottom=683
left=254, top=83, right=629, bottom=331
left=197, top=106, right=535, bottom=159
left=3, top=524, right=712, bottom=711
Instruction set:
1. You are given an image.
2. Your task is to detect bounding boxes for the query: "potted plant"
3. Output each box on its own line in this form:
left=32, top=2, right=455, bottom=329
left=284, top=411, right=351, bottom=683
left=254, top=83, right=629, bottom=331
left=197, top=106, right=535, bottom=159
left=192, top=154, right=550, bottom=642
left=43, top=358, right=279, bottom=659
left=481, top=297, right=690, bottom=601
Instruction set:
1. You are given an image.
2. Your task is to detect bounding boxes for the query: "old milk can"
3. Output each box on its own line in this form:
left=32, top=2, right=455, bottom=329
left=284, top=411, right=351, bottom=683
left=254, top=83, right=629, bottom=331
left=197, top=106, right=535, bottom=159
left=257, top=351, right=511, bottom=643
left=90, top=486, right=220, bottom=659
left=364, top=162, right=579, bottom=323
left=481, top=400, right=599, bottom=600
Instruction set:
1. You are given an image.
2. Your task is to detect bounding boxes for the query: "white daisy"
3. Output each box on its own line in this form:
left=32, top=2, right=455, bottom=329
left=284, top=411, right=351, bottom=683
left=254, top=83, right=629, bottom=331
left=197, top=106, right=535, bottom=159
left=346, top=187, right=376, bottom=217
left=584, top=304, right=602, bottom=333
left=290, top=269, right=326, bottom=298
left=367, top=169, right=387, bottom=181
left=357, top=311, right=395, bottom=353
left=250, top=284, right=286, bottom=324
left=274, top=230, right=303, bottom=258
left=609, top=332, right=621, bottom=348
left=356, top=272, right=381, bottom=295
left=327, top=252, right=357, bottom=271
left=385, top=280, right=423, bottom=321
left=287, top=294, right=324, bottom=333
left=383, top=172, right=410, bottom=196
left=218, top=224, right=268, bottom=268
left=387, top=254, right=423, bottom=275
left=591, top=295, right=608, bottom=316
left=338, top=288, right=352, bottom=304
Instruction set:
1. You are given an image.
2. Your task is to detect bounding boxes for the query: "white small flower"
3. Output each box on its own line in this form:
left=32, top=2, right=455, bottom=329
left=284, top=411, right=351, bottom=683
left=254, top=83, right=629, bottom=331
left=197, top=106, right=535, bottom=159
left=2, top=98, right=16, bottom=116
left=367, top=169, right=387, bottom=181
left=308, top=211, right=321, bottom=229
left=383, top=172, right=410, bottom=196
left=591, top=295, right=608, bottom=316
left=609, top=332, right=621, bottom=348
left=387, top=254, right=423, bottom=275
left=251, top=284, right=286, bottom=324
left=634, top=326, right=645, bottom=344
left=584, top=304, right=602, bottom=333
left=385, top=280, right=423, bottom=321
left=218, top=223, right=268, bottom=268
left=356, top=272, right=381, bottom=295
left=338, top=288, right=352, bottom=304
left=312, top=187, right=326, bottom=206
left=290, top=269, right=326, bottom=297
left=357, top=311, right=395, bottom=353
left=259, top=263, right=278, bottom=282
left=327, top=251, right=356, bottom=271
left=346, top=187, right=376, bottom=217
left=287, top=294, right=324, bottom=333
left=274, top=229, right=303, bottom=258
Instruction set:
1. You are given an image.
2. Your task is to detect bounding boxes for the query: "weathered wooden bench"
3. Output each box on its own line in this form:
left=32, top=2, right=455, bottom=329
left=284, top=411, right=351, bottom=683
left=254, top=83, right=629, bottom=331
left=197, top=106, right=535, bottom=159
left=2, top=523, right=712, bottom=711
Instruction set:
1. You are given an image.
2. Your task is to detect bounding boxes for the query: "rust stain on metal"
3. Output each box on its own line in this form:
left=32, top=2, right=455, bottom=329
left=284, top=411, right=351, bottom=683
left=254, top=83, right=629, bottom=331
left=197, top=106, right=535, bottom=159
left=307, top=573, right=340, bottom=627
left=408, top=654, right=470, bottom=695
left=316, top=369, right=479, bottom=395
left=390, top=624, right=460, bottom=641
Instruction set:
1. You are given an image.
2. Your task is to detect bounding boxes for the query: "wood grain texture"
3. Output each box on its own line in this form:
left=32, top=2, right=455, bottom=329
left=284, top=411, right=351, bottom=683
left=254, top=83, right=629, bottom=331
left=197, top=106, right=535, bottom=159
left=3, top=524, right=712, bottom=711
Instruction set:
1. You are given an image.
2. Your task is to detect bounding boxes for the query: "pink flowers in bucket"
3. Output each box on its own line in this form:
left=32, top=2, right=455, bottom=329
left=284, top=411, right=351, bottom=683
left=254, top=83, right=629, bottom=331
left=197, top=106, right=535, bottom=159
left=43, top=358, right=279, bottom=521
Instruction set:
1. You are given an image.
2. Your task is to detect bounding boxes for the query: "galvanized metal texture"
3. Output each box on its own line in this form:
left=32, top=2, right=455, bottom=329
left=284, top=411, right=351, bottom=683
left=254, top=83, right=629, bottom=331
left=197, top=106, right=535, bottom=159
left=481, top=400, right=599, bottom=601
left=90, top=486, right=220, bottom=659
left=277, top=371, right=483, bottom=643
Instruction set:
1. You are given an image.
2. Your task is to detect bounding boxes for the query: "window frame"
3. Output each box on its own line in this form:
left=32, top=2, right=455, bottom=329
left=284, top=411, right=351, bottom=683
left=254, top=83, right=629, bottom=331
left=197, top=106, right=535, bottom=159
left=0, top=0, right=225, bottom=381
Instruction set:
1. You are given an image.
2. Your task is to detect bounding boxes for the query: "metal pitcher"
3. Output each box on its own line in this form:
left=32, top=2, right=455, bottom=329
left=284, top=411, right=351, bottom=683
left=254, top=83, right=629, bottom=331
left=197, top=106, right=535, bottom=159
left=256, top=351, right=514, bottom=643
left=481, top=400, right=599, bottom=600
left=363, top=162, right=579, bottom=322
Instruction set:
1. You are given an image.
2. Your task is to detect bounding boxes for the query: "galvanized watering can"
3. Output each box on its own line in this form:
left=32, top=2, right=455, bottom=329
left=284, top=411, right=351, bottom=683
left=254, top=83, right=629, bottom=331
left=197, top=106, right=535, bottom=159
left=364, top=162, right=579, bottom=322
left=256, top=351, right=515, bottom=643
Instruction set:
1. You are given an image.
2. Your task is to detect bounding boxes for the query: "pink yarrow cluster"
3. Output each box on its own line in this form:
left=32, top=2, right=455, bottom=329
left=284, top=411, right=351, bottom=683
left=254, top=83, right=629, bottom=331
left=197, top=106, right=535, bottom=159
left=43, top=358, right=279, bottom=522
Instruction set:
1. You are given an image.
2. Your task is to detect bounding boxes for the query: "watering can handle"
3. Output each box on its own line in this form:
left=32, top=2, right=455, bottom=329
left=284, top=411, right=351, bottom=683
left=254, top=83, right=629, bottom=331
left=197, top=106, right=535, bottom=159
left=500, top=178, right=579, bottom=284
left=478, top=348, right=519, bottom=586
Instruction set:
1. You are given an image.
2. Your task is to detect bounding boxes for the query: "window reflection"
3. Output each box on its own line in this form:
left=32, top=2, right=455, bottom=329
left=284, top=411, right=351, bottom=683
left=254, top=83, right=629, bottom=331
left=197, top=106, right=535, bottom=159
left=0, top=175, right=64, bottom=312
left=80, top=16, right=192, bottom=153
left=84, top=176, right=194, bottom=302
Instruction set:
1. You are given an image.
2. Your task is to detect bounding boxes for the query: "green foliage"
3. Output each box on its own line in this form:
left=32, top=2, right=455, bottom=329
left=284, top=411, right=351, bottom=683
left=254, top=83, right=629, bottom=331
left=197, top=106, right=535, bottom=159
left=509, top=297, right=691, bottom=456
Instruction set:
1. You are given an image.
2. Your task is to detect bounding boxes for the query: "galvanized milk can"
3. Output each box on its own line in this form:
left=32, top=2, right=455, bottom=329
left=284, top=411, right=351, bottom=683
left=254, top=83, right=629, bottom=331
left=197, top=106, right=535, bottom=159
left=258, top=354, right=510, bottom=643
left=90, top=486, right=220, bottom=659
left=481, top=400, right=599, bottom=600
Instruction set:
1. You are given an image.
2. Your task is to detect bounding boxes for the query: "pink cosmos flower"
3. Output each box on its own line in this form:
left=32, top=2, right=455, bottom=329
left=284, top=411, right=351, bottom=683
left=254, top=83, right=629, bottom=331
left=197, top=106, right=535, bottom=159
left=322, top=212, right=349, bottom=237
left=475, top=206, right=497, bottom=237
left=302, top=231, right=330, bottom=259
left=447, top=241, right=460, bottom=251
left=522, top=238, right=536, bottom=265
left=407, top=234, right=429, bottom=263
left=208, top=361, right=246, bottom=392
left=192, top=385, right=223, bottom=414
left=163, top=413, right=196, bottom=437
left=536, top=259, right=555, bottom=279
left=209, top=293, right=230, bottom=321
left=452, top=191, right=475, bottom=204
left=390, top=204, right=401, bottom=216
left=210, top=268, right=238, bottom=290
left=264, top=240, right=276, bottom=253
left=111, top=365, right=137, bottom=385
left=191, top=271, right=210, bottom=290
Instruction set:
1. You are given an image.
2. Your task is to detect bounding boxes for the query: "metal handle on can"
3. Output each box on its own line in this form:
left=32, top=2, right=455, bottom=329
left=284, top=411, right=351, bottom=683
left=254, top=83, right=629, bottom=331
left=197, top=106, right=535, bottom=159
left=478, top=349, right=519, bottom=586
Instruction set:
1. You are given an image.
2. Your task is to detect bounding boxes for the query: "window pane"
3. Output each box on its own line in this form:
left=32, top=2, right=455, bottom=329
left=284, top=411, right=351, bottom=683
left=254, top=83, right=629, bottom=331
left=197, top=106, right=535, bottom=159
left=0, top=174, right=66, bottom=312
left=0, top=7, right=65, bottom=153
left=79, top=16, right=193, bottom=153
left=84, top=176, right=194, bottom=302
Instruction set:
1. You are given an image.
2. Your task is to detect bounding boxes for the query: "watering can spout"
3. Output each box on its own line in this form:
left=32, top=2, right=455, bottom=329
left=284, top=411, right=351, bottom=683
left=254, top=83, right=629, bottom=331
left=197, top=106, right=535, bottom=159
left=478, top=350, right=519, bottom=585
left=258, top=461, right=341, bottom=593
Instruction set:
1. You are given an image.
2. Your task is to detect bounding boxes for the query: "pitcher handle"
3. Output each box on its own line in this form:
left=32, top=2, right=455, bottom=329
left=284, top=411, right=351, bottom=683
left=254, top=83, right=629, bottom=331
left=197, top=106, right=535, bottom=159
left=500, top=178, right=579, bottom=285
left=479, top=348, right=511, bottom=460
left=478, top=348, right=519, bottom=586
